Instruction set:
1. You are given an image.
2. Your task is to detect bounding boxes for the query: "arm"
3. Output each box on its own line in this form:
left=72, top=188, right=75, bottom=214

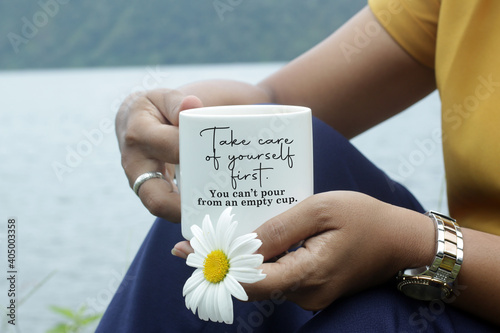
left=117, top=5, right=435, bottom=220
left=258, top=6, right=436, bottom=138
left=178, top=6, right=436, bottom=138
left=240, top=192, right=500, bottom=326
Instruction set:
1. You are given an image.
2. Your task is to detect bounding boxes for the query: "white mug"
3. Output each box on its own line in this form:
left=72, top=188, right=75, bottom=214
left=178, top=104, right=314, bottom=240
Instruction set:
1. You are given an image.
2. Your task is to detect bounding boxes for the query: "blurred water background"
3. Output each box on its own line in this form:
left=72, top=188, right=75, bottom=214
left=0, top=63, right=445, bottom=332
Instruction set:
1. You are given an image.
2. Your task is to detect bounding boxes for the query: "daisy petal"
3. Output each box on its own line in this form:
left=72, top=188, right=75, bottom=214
left=183, top=269, right=204, bottom=296
left=197, top=288, right=208, bottom=321
left=210, top=284, right=221, bottom=323
left=227, top=234, right=262, bottom=259
left=190, top=224, right=211, bottom=256
left=223, top=274, right=248, bottom=301
left=203, top=283, right=216, bottom=322
left=212, top=283, right=224, bottom=323
left=215, top=207, right=234, bottom=248
left=191, top=224, right=204, bottom=241
left=229, top=254, right=264, bottom=268
left=186, top=253, right=205, bottom=269
left=216, top=207, right=233, bottom=233
left=202, top=214, right=217, bottom=250
left=184, top=285, right=194, bottom=312
left=190, top=279, right=209, bottom=316
left=190, top=236, right=209, bottom=258
left=229, top=267, right=267, bottom=283
left=217, top=207, right=234, bottom=226
left=222, top=220, right=238, bottom=251
left=218, top=281, right=234, bottom=324
left=197, top=301, right=207, bottom=321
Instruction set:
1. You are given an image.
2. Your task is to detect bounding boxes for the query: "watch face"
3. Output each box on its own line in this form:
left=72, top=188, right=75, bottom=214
left=399, top=281, right=450, bottom=301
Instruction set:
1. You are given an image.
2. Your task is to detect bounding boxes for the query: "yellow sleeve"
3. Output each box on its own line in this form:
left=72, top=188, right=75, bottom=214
left=368, top=0, right=440, bottom=69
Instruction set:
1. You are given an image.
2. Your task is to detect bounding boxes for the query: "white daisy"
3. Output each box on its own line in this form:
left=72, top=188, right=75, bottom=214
left=182, top=207, right=266, bottom=324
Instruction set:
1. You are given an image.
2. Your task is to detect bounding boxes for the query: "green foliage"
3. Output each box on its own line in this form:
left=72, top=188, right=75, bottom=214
left=47, top=305, right=102, bottom=333
left=1, top=270, right=57, bottom=332
left=0, top=0, right=365, bottom=70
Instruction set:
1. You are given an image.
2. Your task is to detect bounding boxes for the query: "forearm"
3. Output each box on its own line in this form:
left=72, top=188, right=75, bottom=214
left=452, top=228, right=500, bottom=324
left=258, top=6, right=436, bottom=138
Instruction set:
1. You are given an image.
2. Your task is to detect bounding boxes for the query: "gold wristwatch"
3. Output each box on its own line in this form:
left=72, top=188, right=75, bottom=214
left=397, top=211, right=463, bottom=301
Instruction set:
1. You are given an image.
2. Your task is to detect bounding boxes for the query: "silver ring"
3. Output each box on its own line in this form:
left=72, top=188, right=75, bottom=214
left=133, top=172, right=166, bottom=196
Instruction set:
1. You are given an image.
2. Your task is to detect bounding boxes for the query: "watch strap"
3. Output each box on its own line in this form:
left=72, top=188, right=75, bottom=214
left=425, top=211, right=463, bottom=284
left=398, top=211, right=463, bottom=300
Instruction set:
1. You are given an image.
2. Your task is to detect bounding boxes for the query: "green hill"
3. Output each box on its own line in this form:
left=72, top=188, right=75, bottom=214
left=0, top=0, right=366, bottom=70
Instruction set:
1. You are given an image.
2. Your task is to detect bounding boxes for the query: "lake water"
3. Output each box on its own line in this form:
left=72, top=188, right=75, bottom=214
left=0, top=63, right=445, bottom=332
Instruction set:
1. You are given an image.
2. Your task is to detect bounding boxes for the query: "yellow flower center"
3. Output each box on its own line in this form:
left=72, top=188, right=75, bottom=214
left=203, top=250, right=230, bottom=283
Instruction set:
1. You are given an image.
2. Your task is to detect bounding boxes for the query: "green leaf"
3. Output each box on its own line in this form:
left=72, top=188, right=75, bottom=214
left=49, top=306, right=75, bottom=320
left=75, top=305, right=88, bottom=317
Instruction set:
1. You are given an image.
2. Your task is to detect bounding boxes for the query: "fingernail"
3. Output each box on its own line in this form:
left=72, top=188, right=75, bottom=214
left=171, top=247, right=187, bottom=259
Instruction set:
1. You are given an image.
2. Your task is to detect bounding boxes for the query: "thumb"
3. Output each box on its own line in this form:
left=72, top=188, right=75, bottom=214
left=179, top=94, right=204, bottom=111
left=168, top=95, right=204, bottom=126
left=254, top=196, right=325, bottom=262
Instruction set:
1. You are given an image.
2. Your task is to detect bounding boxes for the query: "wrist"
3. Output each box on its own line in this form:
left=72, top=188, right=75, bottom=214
left=390, top=207, right=436, bottom=273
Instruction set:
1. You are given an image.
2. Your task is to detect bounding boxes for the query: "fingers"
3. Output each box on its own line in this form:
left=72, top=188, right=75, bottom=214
left=244, top=194, right=342, bottom=307
left=130, top=94, right=203, bottom=164
left=124, top=154, right=181, bottom=221
left=137, top=171, right=181, bottom=222
left=245, top=234, right=340, bottom=311
left=121, top=92, right=204, bottom=165
left=245, top=248, right=311, bottom=301
left=254, top=194, right=332, bottom=261
left=147, top=89, right=204, bottom=126
left=117, top=89, right=204, bottom=222
left=128, top=112, right=181, bottom=164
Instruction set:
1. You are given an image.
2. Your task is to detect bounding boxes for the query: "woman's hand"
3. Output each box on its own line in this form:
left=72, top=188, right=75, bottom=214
left=173, top=190, right=435, bottom=310
left=116, top=88, right=204, bottom=222
left=242, top=191, right=435, bottom=310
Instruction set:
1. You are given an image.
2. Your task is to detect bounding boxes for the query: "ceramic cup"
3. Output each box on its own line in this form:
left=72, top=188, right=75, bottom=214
left=178, top=104, right=314, bottom=240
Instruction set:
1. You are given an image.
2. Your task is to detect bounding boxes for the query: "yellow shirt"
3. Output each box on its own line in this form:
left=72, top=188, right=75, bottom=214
left=368, top=0, right=500, bottom=235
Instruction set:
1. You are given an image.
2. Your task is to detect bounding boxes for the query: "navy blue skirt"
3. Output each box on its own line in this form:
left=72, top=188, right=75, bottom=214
left=97, top=117, right=496, bottom=332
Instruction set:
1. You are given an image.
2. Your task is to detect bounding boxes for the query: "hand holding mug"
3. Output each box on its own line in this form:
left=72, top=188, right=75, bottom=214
left=116, top=88, right=203, bottom=222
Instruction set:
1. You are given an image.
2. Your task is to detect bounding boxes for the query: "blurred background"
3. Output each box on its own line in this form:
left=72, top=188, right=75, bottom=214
left=0, top=1, right=446, bottom=332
